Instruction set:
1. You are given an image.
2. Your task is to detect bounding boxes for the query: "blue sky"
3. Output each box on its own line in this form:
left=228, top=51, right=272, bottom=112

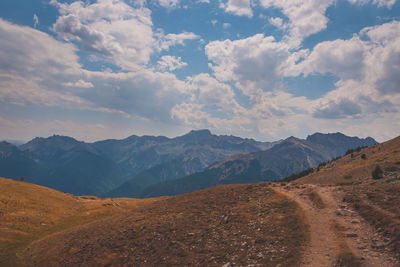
left=0, top=0, right=399, bottom=142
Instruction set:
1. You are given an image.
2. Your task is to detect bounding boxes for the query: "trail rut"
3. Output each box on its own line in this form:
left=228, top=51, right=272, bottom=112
left=273, top=184, right=399, bottom=267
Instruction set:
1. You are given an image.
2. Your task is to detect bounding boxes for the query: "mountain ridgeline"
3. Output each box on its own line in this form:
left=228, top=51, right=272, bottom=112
left=0, top=130, right=274, bottom=196
left=133, top=133, right=377, bottom=198
left=0, top=131, right=377, bottom=197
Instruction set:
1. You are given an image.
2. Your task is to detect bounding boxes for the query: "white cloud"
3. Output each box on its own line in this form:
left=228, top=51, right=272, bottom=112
left=220, top=0, right=253, bottom=17
left=297, top=37, right=366, bottom=80
left=62, top=79, right=94, bottom=88
left=205, top=34, right=294, bottom=97
left=0, top=18, right=188, bottom=121
left=155, top=31, right=200, bottom=51
left=222, top=23, right=231, bottom=29
left=157, top=55, right=188, bottom=71
left=158, top=0, right=180, bottom=8
left=33, top=14, right=39, bottom=28
left=348, top=0, right=397, bottom=8
left=51, top=0, right=154, bottom=70
left=260, top=0, right=334, bottom=47
left=51, top=0, right=198, bottom=71
left=268, top=17, right=288, bottom=30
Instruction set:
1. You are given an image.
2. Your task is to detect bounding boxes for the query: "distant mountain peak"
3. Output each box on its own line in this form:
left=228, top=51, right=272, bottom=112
left=176, top=129, right=213, bottom=143
left=186, top=129, right=212, bottom=136
left=284, top=136, right=303, bottom=144
left=306, top=132, right=377, bottom=145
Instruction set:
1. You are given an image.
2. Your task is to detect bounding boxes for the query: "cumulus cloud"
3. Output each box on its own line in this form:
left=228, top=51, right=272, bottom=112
left=220, top=0, right=253, bottom=17
left=0, top=18, right=188, bottom=121
left=313, top=98, right=362, bottom=119
left=297, top=37, right=366, bottom=80
left=51, top=0, right=198, bottom=71
left=51, top=0, right=154, bottom=70
left=33, top=14, right=39, bottom=28
left=298, top=20, right=400, bottom=97
left=268, top=17, right=288, bottom=30
left=260, top=0, right=334, bottom=47
left=205, top=34, right=294, bottom=96
left=157, top=55, right=187, bottom=71
left=155, top=31, right=200, bottom=51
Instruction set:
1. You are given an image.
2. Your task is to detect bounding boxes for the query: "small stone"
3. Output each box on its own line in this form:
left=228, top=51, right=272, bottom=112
left=346, top=233, right=358, bottom=238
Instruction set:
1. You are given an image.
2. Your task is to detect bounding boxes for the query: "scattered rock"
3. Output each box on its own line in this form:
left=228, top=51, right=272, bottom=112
left=345, top=233, right=358, bottom=238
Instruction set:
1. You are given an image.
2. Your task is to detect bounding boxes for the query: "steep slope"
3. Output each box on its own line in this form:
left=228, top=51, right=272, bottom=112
left=139, top=133, right=377, bottom=198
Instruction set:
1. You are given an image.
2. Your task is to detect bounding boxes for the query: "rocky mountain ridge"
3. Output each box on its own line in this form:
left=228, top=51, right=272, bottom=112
left=0, top=130, right=274, bottom=195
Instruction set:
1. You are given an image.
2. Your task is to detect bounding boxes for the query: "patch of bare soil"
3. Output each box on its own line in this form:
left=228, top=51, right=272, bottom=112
left=18, top=183, right=307, bottom=267
left=273, top=183, right=399, bottom=267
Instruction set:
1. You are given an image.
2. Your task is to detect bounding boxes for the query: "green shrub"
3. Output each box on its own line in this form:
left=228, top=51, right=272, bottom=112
left=343, top=175, right=352, bottom=180
left=372, top=165, right=383, bottom=180
left=361, top=154, right=367, bottom=160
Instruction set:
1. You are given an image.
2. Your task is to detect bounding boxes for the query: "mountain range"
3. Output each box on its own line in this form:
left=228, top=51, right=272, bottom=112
left=0, top=131, right=377, bottom=197
left=0, top=130, right=274, bottom=195
left=133, top=133, right=377, bottom=198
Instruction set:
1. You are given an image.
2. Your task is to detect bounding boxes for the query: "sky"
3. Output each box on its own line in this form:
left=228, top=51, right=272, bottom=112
left=0, top=0, right=399, bottom=143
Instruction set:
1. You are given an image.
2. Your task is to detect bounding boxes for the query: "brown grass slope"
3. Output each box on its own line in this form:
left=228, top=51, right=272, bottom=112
left=18, top=183, right=307, bottom=267
left=298, top=135, right=400, bottom=185
left=0, top=177, right=155, bottom=266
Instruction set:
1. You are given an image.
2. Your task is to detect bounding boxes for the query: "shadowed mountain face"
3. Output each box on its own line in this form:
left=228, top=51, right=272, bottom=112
left=137, top=133, right=378, bottom=198
left=0, top=130, right=274, bottom=196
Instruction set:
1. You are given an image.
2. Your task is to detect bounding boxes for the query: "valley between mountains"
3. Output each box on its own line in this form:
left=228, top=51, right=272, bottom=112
left=1, top=133, right=400, bottom=266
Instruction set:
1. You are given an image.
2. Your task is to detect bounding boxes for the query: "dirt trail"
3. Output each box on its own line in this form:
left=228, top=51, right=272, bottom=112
left=272, top=184, right=399, bottom=267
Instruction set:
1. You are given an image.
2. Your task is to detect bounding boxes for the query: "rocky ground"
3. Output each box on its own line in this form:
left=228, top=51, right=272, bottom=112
left=273, top=182, right=399, bottom=267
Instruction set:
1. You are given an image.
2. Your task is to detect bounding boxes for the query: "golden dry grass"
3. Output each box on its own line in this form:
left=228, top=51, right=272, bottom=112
left=298, top=136, right=400, bottom=185
left=0, top=177, right=157, bottom=266
left=17, top=183, right=307, bottom=267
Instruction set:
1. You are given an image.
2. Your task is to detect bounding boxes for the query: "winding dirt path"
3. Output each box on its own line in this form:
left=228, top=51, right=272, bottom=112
left=272, top=184, right=399, bottom=267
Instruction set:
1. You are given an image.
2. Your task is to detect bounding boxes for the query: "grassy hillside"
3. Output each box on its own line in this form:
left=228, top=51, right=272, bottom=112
left=16, top=183, right=307, bottom=266
left=297, top=135, right=400, bottom=185
left=0, top=178, right=156, bottom=266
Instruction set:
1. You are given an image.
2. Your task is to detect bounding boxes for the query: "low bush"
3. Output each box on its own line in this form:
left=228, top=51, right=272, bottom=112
left=372, top=165, right=383, bottom=180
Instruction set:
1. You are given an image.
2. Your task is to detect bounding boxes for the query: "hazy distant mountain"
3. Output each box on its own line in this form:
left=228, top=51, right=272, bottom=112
left=138, top=133, right=378, bottom=198
left=0, top=141, right=36, bottom=179
left=105, top=130, right=276, bottom=197
left=0, top=130, right=274, bottom=196
left=93, top=129, right=273, bottom=176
